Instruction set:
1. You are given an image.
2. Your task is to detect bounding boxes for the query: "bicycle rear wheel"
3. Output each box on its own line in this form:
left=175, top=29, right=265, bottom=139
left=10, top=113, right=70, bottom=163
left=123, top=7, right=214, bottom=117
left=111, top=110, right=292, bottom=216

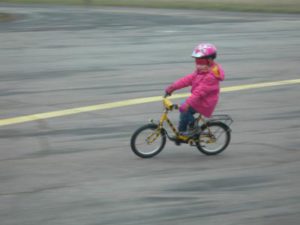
left=130, top=124, right=166, bottom=158
left=196, top=122, right=231, bottom=155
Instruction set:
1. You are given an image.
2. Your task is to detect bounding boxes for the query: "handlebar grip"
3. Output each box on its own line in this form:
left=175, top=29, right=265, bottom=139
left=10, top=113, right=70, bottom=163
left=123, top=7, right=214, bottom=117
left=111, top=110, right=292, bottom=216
left=164, top=92, right=171, bottom=98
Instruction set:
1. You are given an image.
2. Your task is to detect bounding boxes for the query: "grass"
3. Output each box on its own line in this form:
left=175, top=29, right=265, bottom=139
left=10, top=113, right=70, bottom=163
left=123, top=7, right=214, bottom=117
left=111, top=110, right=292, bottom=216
left=0, top=0, right=299, bottom=13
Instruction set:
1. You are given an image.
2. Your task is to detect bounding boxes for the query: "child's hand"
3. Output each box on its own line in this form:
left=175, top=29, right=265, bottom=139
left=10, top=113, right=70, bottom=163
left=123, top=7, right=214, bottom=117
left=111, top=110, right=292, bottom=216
left=179, top=102, right=189, bottom=113
left=165, top=86, right=174, bottom=95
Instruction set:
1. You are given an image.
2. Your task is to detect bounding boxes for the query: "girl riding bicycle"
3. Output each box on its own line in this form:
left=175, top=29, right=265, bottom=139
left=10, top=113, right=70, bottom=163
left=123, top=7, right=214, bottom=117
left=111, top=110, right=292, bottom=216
left=165, top=43, right=225, bottom=135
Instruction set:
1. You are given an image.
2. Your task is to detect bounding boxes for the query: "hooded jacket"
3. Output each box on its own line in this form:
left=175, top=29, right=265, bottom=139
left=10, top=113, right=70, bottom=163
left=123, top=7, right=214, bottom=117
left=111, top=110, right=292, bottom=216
left=168, top=63, right=225, bottom=117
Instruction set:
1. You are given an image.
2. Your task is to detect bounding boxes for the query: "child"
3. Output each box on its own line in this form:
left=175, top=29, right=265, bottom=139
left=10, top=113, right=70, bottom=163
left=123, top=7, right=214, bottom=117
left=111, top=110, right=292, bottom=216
left=165, top=43, right=225, bottom=135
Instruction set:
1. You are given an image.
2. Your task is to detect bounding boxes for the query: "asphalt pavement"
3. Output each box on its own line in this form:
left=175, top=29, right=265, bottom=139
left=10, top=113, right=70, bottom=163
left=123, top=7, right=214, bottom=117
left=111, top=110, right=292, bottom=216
left=0, top=4, right=300, bottom=225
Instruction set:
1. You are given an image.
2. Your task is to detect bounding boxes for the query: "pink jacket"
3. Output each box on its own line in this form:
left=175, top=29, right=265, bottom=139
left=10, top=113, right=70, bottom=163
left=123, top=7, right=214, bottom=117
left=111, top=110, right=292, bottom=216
left=169, top=63, right=225, bottom=117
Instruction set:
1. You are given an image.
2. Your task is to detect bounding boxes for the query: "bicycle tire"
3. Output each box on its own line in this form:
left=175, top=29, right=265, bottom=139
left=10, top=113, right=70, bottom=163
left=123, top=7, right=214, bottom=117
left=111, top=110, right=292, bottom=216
left=130, top=124, right=166, bottom=158
left=196, top=121, right=231, bottom=155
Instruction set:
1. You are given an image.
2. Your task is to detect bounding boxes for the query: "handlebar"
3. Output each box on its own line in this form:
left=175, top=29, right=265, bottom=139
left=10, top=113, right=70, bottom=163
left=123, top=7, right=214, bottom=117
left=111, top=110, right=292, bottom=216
left=162, top=93, right=178, bottom=111
left=172, top=104, right=179, bottom=110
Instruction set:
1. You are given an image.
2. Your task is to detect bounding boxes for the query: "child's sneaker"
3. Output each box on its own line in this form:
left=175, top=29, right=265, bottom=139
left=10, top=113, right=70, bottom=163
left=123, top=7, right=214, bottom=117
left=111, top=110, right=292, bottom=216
left=180, top=127, right=198, bottom=137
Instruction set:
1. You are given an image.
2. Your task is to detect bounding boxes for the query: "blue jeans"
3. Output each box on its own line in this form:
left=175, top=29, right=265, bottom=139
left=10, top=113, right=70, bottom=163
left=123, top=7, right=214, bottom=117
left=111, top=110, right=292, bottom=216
left=178, top=107, right=197, bottom=132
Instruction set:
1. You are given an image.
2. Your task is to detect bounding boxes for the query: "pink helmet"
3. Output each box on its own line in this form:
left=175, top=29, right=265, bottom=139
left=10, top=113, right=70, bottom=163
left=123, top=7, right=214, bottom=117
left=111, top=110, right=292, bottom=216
left=191, top=43, right=217, bottom=59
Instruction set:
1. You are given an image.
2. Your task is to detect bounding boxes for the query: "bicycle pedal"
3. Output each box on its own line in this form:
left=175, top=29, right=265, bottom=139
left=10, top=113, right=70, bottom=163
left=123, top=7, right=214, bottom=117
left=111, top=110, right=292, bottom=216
left=169, top=136, right=182, bottom=145
left=175, top=140, right=181, bottom=146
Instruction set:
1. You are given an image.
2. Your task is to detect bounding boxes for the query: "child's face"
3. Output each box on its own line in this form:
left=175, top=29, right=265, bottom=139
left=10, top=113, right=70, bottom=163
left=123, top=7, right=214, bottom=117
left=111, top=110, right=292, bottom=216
left=195, top=58, right=210, bottom=73
left=195, top=58, right=209, bottom=65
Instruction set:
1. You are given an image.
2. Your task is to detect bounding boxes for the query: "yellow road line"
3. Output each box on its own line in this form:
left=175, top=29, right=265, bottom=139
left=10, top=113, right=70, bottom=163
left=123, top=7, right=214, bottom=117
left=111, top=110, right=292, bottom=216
left=1, top=79, right=300, bottom=127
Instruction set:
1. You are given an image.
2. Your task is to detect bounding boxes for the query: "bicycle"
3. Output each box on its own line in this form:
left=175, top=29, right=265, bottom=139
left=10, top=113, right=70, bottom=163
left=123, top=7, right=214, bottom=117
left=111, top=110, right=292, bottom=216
left=130, top=94, right=233, bottom=158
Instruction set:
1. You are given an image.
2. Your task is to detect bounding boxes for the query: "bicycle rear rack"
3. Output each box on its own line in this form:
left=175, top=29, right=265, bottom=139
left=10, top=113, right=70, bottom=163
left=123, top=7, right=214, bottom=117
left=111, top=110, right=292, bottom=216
left=208, top=114, right=233, bottom=126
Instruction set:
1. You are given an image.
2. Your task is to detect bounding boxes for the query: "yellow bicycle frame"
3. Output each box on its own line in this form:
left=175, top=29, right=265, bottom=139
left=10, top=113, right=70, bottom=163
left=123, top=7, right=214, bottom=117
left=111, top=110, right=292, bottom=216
left=158, top=98, right=191, bottom=142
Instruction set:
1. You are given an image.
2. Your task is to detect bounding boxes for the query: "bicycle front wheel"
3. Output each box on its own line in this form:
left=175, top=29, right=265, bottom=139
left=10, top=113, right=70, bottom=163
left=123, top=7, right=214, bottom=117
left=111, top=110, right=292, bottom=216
left=130, top=124, right=166, bottom=158
left=196, top=122, right=231, bottom=155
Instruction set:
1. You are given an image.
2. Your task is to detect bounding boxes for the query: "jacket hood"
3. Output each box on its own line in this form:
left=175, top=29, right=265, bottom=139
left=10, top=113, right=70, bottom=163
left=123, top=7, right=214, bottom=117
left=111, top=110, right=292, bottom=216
left=211, top=63, right=225, bottom=81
